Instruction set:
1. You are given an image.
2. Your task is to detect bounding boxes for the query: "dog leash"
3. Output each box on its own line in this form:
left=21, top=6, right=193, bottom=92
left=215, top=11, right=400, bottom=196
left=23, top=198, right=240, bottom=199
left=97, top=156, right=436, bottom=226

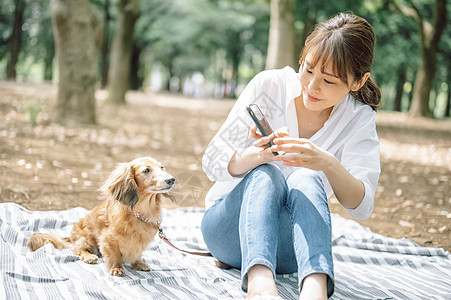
left=130, top=209, right=212, bottom=257
left=157, top=225, right=232, bottom=269
left=157, top=222, right=212, bottom=257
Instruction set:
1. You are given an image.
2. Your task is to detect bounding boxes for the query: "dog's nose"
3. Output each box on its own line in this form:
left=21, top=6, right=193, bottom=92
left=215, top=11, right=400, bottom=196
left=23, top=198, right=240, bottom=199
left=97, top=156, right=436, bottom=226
left=165, top=178, right=175, bottom=186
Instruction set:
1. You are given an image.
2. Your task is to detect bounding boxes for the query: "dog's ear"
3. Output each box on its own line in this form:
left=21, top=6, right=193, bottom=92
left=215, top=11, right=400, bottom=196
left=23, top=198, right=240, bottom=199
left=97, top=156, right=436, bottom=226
left=101, top=163, right=139, bottom=207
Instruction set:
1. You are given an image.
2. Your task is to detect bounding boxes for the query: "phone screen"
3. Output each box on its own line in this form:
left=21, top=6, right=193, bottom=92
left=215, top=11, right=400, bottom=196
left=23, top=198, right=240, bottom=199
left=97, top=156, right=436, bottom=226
left=246, top=104, right=278, bottom=155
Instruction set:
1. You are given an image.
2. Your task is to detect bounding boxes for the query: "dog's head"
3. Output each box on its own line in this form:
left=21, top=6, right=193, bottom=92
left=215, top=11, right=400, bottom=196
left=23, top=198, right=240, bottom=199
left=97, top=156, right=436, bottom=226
left=100, top=157, right=175, bottom=208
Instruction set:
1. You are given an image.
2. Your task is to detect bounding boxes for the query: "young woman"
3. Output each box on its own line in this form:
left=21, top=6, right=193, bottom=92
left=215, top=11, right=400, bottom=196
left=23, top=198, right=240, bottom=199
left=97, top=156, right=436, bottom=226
left=201, top=13, right=381, bottom=300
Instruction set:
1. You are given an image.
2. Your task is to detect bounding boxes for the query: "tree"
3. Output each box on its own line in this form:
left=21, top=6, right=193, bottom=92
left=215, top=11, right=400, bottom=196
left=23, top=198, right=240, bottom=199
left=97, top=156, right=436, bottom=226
left=92, top=0, right=113, bottom=88
left=106, top=0, right=140, bottom=104
left=50, top=0, right=103, bottom=126
left=41, top=17, right=55, bottom=81
left=1, top=0, right=57, bottom=81
left=391, top=0, right=447, bottom=117
left=6, top=0, right=25, bottom=80
left=369, top=6, right=419, bottom=112
left=28, top=0, right=55, bottom=81
left=445, top=83, right=451, bottom=117
left=265, top=0, right=296, bottom=70
left=392, top=65, right=406, bottom=111
left=136, top=0, right=262, bottom=94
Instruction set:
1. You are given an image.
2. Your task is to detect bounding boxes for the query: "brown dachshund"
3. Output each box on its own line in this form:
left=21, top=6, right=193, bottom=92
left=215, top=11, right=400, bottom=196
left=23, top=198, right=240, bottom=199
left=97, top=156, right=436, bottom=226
left=27, top=157, right=175, bottom=276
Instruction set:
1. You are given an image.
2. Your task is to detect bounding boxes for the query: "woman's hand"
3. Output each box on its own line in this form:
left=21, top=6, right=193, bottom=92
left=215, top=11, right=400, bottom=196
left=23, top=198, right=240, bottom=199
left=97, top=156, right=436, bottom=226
left=227, top=125, right=289, bottom=177
left=271, top=137, right=335, bottom=171
left=250, top=125, right=289, bottom=163
left=249, top=124, right=276, bottom=163
left=271, top=137, right=367, bottom=210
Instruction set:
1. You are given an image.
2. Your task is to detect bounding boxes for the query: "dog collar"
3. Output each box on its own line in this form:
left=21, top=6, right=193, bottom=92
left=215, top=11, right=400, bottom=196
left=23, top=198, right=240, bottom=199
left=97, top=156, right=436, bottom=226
left=130, top=209, right=160, bottom=225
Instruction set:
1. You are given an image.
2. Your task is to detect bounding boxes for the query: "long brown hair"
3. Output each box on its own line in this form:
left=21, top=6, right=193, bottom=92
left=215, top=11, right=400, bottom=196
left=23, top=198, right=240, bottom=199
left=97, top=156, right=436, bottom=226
left=299, top=13, right=381, bottom=111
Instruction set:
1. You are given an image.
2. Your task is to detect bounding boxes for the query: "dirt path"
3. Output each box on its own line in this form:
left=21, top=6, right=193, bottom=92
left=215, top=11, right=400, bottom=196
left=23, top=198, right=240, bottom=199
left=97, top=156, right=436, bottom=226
left=1, top=81, right=450, bottom=251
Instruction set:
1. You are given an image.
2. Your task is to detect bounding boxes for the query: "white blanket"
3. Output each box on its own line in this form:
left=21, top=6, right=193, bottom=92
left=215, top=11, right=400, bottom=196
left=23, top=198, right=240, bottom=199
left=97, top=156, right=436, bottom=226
left=1, top=203, right=450, bottom=299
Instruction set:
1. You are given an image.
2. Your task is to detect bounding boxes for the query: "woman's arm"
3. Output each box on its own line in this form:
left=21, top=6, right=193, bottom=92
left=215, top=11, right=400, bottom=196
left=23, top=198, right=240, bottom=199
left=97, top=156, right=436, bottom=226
left=227, top=146, right=270, bottom=177
left=321, top=155, right=365, bottom=209
left=228, top=126, right=284, bottom=177
left=271, top=138, right=365, bottom=209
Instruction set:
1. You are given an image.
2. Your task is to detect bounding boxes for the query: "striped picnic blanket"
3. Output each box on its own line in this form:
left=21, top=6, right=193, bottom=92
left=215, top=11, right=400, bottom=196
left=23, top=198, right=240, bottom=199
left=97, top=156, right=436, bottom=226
left=0, top=203, right=450, bottom=299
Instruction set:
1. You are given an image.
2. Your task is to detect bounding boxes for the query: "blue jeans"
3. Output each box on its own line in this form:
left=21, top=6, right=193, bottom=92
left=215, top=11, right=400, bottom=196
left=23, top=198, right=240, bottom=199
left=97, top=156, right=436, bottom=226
left=201, top=164, right=334, bottom=297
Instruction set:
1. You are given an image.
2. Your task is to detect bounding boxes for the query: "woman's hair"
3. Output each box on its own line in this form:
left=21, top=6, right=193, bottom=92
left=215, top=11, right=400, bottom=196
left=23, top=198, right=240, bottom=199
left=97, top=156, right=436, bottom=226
left=299, top=13, right=381, bottom=111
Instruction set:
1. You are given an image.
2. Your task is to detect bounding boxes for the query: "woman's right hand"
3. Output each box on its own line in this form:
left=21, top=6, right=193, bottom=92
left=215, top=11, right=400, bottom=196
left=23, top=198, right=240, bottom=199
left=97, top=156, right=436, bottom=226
left=227, top=126, right=288, bottom=177
left=250, top=125, right=289, bottom=163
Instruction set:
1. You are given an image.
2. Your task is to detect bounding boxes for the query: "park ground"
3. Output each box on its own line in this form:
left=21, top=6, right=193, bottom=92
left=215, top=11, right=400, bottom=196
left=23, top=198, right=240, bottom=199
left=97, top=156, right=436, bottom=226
left=0, top=80, right=450, bottom=252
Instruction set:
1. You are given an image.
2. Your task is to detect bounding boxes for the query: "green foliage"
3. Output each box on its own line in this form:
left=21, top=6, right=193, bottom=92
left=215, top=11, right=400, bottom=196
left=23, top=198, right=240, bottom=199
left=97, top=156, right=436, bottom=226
left=371, top=7, right=420, bottom=84
left=0, top=0, right=53, bottom=81
left=0, top=0, right=16, bottom=67
left=134, top=0, right=268, bottom=83
left=1, top=0, right=450, bottom=116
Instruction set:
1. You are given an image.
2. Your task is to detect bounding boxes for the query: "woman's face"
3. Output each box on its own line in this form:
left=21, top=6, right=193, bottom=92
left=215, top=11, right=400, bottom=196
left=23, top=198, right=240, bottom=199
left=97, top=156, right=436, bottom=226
left=300, top=53, right=357, bottom=112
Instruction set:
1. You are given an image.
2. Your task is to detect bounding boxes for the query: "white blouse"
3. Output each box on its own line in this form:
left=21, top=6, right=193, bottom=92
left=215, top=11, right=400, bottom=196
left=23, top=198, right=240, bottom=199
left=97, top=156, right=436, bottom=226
left=202, top=66, right=380, bottom=219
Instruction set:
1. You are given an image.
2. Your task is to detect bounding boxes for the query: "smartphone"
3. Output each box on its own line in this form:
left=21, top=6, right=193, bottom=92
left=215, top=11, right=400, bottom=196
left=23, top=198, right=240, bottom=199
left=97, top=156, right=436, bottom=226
left=246, top=104, right=278, bottom=155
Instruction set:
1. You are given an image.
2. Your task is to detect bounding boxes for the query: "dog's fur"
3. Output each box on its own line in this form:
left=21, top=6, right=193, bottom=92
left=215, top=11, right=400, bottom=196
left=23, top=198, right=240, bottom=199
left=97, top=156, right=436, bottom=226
left=27, top=157, right=175, bottom=276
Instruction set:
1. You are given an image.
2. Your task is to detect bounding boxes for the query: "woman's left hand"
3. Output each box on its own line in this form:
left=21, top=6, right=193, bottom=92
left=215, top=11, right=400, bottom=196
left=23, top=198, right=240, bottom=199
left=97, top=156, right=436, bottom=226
left=271, top=138, right=335, bottom=171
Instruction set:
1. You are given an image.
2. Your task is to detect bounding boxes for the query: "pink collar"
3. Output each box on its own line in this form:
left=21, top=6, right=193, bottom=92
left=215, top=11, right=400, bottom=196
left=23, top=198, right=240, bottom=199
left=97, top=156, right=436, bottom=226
left=130, top=209, right=160, bottom=225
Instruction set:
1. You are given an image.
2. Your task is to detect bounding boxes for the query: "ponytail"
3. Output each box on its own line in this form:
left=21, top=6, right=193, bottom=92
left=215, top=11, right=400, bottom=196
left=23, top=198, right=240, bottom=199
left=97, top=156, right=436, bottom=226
left=350, top=77, right=381, bottom=111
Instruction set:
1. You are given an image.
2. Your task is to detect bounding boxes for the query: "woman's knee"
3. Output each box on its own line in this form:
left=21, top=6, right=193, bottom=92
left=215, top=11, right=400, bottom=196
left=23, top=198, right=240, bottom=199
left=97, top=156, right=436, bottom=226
left=244, top=164, right=288, bottom=203
left=246, top=163, right=285, bottom=187
left=286, top=168, right=323, bottom=191
left=286, top=168, right=327, bottom=207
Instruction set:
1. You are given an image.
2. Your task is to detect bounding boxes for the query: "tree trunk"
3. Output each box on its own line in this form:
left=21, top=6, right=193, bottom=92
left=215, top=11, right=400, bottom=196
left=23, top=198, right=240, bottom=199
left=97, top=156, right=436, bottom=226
left=394, top=67, right=406, bottom=111
left=129, top=43, right=142, bottom=90
left=407, top=0, right=447, bottom=118
left=106, top=0, right=140, bottom=104
left=230, top=32, right=241, bottom=98
left=43, top=17, right=55, bottom=81
left=407, top=81, right=414, bottom=111
left=100, top=0, right=111, bottom=89
left=409, top=52, right=436, bottom=117
left=6, top=0, right=25, bottom=80
left=445, top=87, right=451, bottom=118
left=50, top=0, right=103, bottom=126
left=165, top=55, right=174, bottom=91
left=265, top=0, right=296, bottom=70
left=230, top=51, right=240, bottom=98
left=43, top=40, right=54, bottom=81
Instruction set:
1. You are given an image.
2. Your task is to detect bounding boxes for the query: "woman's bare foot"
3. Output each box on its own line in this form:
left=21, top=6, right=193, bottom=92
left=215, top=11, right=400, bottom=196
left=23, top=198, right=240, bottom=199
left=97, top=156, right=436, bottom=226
left=246, top=264, right=278, bottom=299
left=299, top=273, right=328, bottom=300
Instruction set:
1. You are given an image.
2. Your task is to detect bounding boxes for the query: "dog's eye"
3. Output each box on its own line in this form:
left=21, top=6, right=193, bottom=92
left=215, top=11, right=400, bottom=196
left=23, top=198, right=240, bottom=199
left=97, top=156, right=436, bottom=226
left=143, top=168, right=150, bottom=174
left=160, top=166, right=164, bottom=170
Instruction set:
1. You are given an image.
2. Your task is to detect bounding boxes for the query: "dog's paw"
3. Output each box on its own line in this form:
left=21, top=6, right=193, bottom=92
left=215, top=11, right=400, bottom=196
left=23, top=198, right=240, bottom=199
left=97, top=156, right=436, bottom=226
left=81, top=254, right=98, bottom=264
left=109, top=267, right=125, bottom=276
left=131, top=261, right=150, bottom=271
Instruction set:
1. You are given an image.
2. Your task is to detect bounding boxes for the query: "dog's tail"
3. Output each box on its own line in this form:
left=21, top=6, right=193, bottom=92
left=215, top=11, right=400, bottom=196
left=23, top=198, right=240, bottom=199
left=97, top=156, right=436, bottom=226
left=27, top=233, right=71, bottom=251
